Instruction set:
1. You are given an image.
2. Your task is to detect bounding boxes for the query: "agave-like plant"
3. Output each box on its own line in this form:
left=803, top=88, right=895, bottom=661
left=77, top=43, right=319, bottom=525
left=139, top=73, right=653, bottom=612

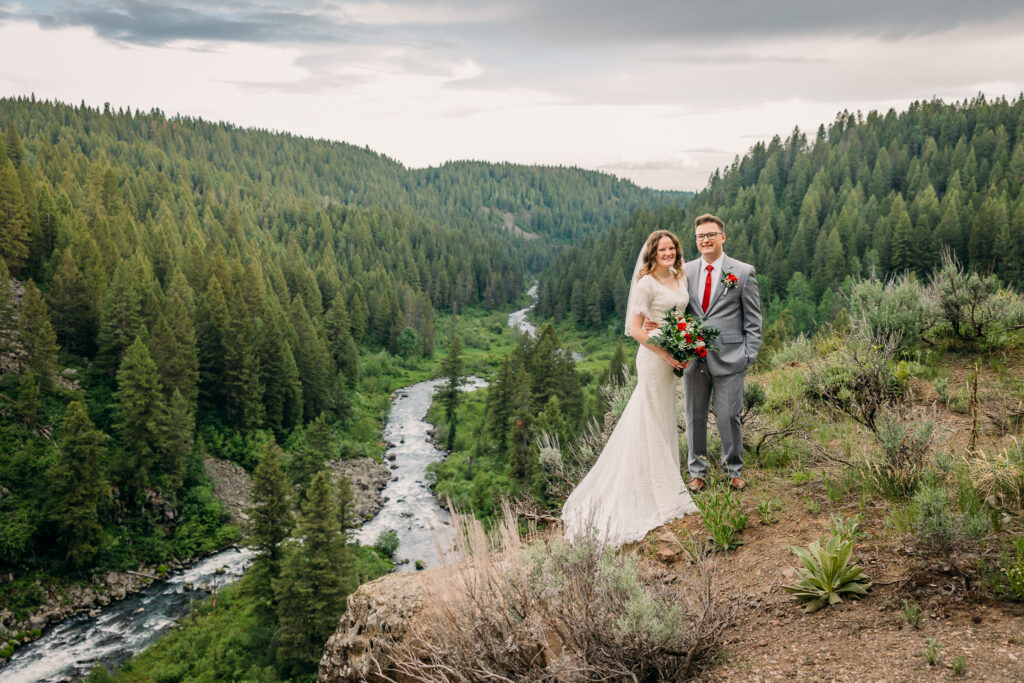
left=783, top=535, right=871, bottom=613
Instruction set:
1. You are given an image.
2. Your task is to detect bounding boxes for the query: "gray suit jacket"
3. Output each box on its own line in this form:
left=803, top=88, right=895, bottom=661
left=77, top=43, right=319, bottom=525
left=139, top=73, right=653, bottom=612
left=683, top=254, right=762, bottom=376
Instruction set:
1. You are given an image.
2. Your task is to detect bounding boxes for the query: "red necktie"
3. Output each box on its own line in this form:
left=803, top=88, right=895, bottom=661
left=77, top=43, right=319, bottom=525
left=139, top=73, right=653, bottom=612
left=702, top=264, right=713, bottom=312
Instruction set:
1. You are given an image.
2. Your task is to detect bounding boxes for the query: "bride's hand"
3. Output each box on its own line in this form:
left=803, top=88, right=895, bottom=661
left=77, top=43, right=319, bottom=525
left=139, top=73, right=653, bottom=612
left=661, top=351, right=685, bottom=371
left=643, top=317, right=658, bottom=332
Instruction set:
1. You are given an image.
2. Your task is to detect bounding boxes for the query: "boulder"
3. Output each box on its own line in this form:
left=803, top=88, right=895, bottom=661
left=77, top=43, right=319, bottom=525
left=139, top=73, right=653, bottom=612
left=318, top=570, right=438, bottom=682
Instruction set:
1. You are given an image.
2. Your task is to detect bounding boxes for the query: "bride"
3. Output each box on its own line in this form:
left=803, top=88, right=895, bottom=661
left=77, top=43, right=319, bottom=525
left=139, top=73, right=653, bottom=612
left=562, top=230, right=698, bottom=546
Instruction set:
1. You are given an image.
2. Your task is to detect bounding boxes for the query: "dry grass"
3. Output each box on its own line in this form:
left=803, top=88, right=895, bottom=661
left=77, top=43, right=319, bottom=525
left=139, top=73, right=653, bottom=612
left=371, top=504, right=733, bottom=682
left=958, top=439, right=1024, bottom=512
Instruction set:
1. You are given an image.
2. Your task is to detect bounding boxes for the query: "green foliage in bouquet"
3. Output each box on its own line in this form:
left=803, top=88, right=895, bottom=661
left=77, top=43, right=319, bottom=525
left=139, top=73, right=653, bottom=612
left=782, top=535, right=871, bottom=613
left=647, top=307, right=720, bottom=376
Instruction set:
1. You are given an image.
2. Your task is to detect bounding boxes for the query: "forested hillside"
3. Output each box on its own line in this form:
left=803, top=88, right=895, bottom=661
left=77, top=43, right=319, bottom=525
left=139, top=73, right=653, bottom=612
left=0, top=95, right=669, bottom=586
left=537, top=95, right=1024, bottom=335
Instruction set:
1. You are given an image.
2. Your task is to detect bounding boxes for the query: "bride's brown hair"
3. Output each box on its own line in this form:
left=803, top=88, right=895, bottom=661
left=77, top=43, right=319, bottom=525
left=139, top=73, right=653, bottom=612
left=636, top=230, right=683, bottom=281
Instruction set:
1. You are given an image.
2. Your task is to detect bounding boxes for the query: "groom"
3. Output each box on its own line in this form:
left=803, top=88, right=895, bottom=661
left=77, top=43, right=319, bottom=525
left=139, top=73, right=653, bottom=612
left=678, top=214, right=761, bottom=492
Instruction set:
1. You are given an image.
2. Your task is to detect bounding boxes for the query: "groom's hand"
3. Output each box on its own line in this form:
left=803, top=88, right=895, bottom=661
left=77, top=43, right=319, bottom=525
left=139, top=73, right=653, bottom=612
left=643, top=318, right=658, bottom=332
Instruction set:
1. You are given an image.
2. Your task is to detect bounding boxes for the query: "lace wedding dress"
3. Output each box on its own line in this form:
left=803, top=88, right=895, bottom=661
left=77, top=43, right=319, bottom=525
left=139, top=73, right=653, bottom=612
left=562, top=274, right=698, bottom=547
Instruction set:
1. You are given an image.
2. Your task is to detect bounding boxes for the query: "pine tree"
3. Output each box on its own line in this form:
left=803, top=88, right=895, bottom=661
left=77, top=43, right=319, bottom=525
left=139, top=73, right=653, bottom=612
left=508, top=363, right=534, bottom=483
left=246, top=439, right=292, bottom=620
left=0, top=157, right=29, bottom=272
left=485, top=357, right=515, bottom=458
left=196, top=276, right=230, bottom=414
left=438, top=334, right=464, bottom=451
left=16, top=371, right=41, bottom=424
left=336, top=475, right=355, bottom=536
left=600, top=338, right=628, bottom=388
left=887, top=195, right=916, bottom=275
left=48, top=248, right=95, bottom=355
left=156, top=293, right=199, bottom=408
left=325, top=298, right=358, bottom=387
left=47, top=401, right=108, bottom=568
left=19, top=280, right=60, bottom=390
left=224, top=309, right=265, bottom=431
left=157, top=389, right=193, bottom=493
left=0, top=258, right=17, bottom=358
left=275, top=471, right=351, bottom=675
left=288, top=413, right=333, bottom=492
left=113, top=336, right=166, bottom=498
left=96, top=262, right=145, bottom=373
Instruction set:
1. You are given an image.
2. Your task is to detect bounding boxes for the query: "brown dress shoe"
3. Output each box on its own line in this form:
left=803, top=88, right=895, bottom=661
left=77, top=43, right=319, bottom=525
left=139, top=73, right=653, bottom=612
left=729, top=477, right=746, bottom=491
left=687, top=478, right=706, bottom=492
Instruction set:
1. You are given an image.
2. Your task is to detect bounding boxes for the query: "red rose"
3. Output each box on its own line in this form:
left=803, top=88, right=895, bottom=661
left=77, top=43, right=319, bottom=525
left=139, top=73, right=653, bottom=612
left=677, top=322, right=685, bottom=330
left=684, top=333, right=692, bottom=343
left=697, top=336, right=704, bottom=342
left=727, top=274, right=738, bottom=282
left=697, top=348, right=707, bottom=357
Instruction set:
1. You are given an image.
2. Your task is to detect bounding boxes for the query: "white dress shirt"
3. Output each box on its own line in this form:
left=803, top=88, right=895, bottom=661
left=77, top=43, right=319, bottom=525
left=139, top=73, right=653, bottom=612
left=697, top=254, right=724, bottom=309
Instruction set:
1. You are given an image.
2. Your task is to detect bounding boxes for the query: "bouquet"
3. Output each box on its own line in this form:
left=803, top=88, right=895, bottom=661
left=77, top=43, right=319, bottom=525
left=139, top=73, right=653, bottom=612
left=647, top=306, right=720, bottom=376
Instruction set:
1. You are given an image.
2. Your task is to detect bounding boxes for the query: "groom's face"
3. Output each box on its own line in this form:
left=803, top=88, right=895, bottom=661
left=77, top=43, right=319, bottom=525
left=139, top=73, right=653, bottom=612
left=695, top=224, right=725, bottom=262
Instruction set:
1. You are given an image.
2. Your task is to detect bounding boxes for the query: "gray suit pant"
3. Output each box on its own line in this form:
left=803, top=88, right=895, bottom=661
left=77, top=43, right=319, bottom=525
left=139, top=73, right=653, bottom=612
left=684, top=366, right=745, bottom=478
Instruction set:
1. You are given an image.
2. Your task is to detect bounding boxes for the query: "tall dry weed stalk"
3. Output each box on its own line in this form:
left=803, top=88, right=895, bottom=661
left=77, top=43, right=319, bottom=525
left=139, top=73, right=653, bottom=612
left=374, top=503, right=731, bottom=682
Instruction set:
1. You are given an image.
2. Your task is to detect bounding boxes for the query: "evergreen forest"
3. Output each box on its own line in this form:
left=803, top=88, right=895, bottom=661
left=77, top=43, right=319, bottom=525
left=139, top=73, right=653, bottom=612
left=537, top=95, right=1024, bottom=337
left=0, top=95, right=674, bottom=677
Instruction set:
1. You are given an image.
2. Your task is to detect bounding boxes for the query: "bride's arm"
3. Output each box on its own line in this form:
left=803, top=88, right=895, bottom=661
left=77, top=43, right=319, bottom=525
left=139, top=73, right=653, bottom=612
left=630, top=313, right=684, bottom=370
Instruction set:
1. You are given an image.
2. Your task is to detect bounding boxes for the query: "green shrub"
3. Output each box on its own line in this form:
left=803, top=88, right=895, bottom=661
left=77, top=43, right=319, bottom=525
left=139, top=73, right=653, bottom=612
left=847, top=274, right=927, bottom=349
left=829, top=513, right=864, bottom=544
left=902, top=599, right=921, bottom=628
left=805, top=334, right=904, bottom=434
left=858, top=416, right=932, bottom=499
left=771, top=334, right=814, bottom=368
left=693, top=479, right=747, bottom=551
left=923, top=638, right=942, bottom=666
left=373, top=530, right=400, bottom=559
left=910, top=481, right=989, bottom=553
left=783, top=535, right=871, bottom=613
left=756, top=494, right=780, bottom=525
left=1003, top=537, right=1024, bottom=601
left=922, top=249, right=1024, bottom=345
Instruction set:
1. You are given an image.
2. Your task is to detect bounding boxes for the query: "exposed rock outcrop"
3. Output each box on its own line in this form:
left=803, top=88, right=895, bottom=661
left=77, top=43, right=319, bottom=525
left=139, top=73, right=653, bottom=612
left=204, top=455, right=253, bottom=528
left=329, top=457, right=391, bottom=522
left=318, top=568, right=440, bottom=682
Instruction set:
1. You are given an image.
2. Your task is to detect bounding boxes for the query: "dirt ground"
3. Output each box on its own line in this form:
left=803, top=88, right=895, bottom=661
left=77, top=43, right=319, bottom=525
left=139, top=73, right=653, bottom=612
left=625, top=355, right=1024, bottom=682
left=635, top=483, right=1022, bottom=682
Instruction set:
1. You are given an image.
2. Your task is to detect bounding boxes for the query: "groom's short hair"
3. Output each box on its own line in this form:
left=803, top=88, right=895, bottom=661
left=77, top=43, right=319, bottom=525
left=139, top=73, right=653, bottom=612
left=695, top=214, right=725, bottom=231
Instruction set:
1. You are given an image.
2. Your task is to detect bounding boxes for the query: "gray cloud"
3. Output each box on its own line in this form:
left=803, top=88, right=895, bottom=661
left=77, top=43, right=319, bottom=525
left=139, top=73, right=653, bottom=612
left=12, top=0, right=1024, bottom=49
left=514, top=0, right=1024, bottom=44
left=13, top=0, right=362, bottom=46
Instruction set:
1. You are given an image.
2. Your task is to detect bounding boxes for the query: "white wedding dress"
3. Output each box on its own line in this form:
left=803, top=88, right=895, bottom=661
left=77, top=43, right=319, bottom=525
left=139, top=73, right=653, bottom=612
left=562, top=274, right=698, bottom=547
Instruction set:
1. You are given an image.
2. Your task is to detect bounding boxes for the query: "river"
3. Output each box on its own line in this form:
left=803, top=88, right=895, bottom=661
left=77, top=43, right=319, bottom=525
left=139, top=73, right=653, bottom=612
left=0, top=548, right=254, bottom=682
left=2, top=294, right=535, bottom=681
left=353, top=376, right=487, bottom=571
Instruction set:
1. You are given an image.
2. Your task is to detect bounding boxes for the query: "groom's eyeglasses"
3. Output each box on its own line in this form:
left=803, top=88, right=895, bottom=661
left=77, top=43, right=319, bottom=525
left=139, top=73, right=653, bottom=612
left=695, top=232, right=723, bottom=242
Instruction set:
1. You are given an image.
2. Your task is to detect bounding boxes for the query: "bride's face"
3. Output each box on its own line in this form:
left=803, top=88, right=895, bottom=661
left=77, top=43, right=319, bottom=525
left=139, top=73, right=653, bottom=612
left=655, top=236, right=677, bottom=269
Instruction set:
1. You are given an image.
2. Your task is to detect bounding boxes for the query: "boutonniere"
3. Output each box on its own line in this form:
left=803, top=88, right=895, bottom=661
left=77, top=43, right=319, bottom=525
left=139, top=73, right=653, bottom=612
left=721, top=271, right=739, bottom=289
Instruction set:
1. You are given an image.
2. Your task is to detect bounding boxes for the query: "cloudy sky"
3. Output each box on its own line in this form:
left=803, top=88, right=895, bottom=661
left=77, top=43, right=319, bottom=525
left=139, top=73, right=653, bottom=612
left=2, top=1, right=1024, bottom=190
